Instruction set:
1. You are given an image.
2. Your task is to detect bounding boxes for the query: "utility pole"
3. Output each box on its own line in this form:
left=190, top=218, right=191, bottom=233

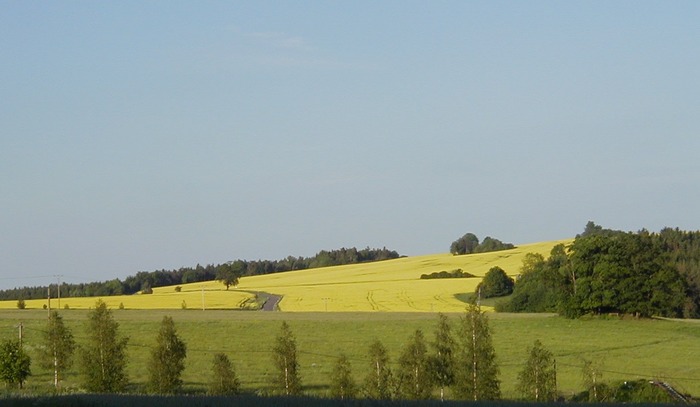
left=322, top=297, right=330, bottom=312
left=47, top=286, right=51, bottom=317
left=54, top=274, right=63, bottom=309
left=201, top=287, right=205, bottom=311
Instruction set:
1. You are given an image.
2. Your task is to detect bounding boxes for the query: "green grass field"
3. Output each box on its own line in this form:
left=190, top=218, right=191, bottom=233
left=0, top=240, right=571, bottom=312
left=1, top=309, right=699, bottom=400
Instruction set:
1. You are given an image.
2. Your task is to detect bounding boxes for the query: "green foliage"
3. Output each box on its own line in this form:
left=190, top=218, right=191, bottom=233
left=329, top=353, right=356, bottom=400
left=453, top=303, right=500, bottom=400
left=395, top=329, right=432, bottom=400
left=0, top=339, right=31, bottom=389
left=272, top=321, right=301, bottom=396
left=419, top=269, right=474, bottom=279
left=148, top=316, right=187, bottom=394
left=517, top=340, right=557, bottom=401
left=450, top=233, right=514, bottom=256
left=427, top=314, right=455, bottom=401
left=80, top=299, right=129, bottom=392
left=496, top=250, right=566, bottom=313
left=216, top=261, right=244, bottom=290
left=363, top=339, right=393, bottom=400
left=16, top=299, right=25, bottom=310
left=450, top=233, right=479, bottom=255
left=39, top=311, right=76, bottom=389
left=476, top=266, right=514, bottom=298
left=208, top=353, right=239, bottom=395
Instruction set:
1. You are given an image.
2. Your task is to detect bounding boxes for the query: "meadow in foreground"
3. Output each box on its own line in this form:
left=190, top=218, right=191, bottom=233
left=1, top=309, right=698, bottom=400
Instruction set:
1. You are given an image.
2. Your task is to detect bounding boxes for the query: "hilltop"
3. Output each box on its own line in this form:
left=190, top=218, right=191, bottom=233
left=0, top=239, right=570, bottom=312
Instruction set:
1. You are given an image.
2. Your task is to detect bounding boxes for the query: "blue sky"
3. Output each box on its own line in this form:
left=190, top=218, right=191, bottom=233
left=2, top=1, right=699, bottom=289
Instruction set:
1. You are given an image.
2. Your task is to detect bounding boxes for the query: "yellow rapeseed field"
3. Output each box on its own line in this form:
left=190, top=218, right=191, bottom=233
left=0, top=239, right=570, bottom=312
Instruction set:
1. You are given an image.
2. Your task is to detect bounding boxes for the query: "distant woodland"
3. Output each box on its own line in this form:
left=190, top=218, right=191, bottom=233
left=0, top=247, right=400, bottom=301
left=498, top=222, right=700, bottom=319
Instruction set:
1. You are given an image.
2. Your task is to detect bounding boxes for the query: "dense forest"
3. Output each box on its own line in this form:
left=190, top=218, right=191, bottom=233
left=0, top=247, right=401, bottom=301
left=498, top=222, right=700, bottom=319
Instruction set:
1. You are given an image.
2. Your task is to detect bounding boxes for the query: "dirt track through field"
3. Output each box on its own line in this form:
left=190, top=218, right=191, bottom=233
left=262, top=293, right=282, bottom=311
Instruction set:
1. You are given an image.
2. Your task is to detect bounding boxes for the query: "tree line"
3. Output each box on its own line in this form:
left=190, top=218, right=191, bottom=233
left=0, top=247, right=401, bottom=301
left=497, top=222, right=700, bottom=319
left=0, top=301, right=673, bottom=402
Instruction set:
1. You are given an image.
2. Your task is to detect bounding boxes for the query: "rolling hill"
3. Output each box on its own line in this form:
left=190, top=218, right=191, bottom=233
left=0, top=239, right=571, bottom=312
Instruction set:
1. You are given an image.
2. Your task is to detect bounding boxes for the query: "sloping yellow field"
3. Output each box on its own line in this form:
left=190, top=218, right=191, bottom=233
left=0, top=239, right=570, bottom=312
left=239, top=239, right=570, bottom=312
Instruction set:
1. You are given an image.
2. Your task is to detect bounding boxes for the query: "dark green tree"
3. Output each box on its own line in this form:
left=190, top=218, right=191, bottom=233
left=216, top=261, right=244, bottom=290
left=427, top=313, right=455, bottom=401
left=517, top=340, right=557, bottom=401
left=453, top=303, right=500, bottom=400
left=39, top=311, right=76, bottom=389
left=330, top=353, right=356, bottom=400
left=0, top=339, right=31, bottom=389
left=80, top=299, right=129, bottom=392
left=148, top=316, right=187, bottom=394
left=208, top=353, right=240, bottom=395
left=477, top=266, right=514, bottom=298
left=16, top=299, right=25, bottom=309
left=450, top=233, right=480, bottom=255
left=272, top=321, right=301, bottom=395
left=396, top=329, right=432, bottom=400
left=363, top=339, right=393, bottom=399
left=475, top=237, right=515, bottom=253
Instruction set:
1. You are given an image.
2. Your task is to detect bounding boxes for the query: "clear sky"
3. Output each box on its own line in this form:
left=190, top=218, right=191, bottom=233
left=1, top=1, right=699, bottom=289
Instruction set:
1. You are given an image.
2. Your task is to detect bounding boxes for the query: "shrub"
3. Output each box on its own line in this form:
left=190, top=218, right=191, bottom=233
left=16, top=299, right=26, bottom=310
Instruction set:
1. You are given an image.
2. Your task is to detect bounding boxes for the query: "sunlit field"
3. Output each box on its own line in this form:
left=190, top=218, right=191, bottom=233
left=1, top=310, right=699, bottom=399
left=0, top=240, right=570, bottom=312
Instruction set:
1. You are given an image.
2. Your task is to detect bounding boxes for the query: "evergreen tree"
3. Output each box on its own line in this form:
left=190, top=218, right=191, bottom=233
left=80, top=299, right=129, bottom=392
left=427, top=313, right=455, bottom=401
left=329, top=353, right=356, bottom=400
left=517, top=339, right=557, bottom=401
left=363, top=339, right=393, bottom=399
left=453, top=303, right=500, bottom=400
left=0, top=339, right=31, bottom=389
left=396, top=329, right=432, bottom=400
left=208, top=353, right=240, bottom=395
left=148, top=316, right=187, bottom=394
left=39, top=311, right=76, bottom=390
left=272, top=321, right=301, bottom=395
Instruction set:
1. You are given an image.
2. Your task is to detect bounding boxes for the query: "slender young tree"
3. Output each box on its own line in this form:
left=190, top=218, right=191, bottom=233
left=363, top=339, right=393, bottom=400
left=427, top=313, right=456, bottom=401
left=517, top=339, right=557, bottom=401
left=272, top=321, right=301, bottom=395
left=80, top=299, right=129, bottom=392
left=453, top=302, right=500, bottom=400
left=0, top=339, right=31, bottom=389
left=396, top=329, right=432, bottom=400
left=148, top=316, right=187, bottom=394
left=208, top=353, right=240, bottom=395
left=582, top=358, right=604, bottom=402
left=330, top=353, right=356, bottom=400
left=39, top=311, right=76, bottom=390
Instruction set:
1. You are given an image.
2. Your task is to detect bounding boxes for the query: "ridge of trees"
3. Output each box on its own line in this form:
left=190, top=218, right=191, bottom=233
left=450, top=233, right=515, bottom=256
left=0, top=247, right=401, bottom=301
left=497, top=221, right=700, bottom=319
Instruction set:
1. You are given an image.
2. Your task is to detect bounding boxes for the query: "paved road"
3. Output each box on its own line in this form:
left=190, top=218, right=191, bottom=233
left=262, top=293, right=282, bottom=311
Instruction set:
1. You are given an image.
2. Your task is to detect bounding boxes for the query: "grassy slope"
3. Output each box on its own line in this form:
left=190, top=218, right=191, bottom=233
left=1, top=310, right=699, bottom=399
left=0, top=239, right=570, bottom=312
